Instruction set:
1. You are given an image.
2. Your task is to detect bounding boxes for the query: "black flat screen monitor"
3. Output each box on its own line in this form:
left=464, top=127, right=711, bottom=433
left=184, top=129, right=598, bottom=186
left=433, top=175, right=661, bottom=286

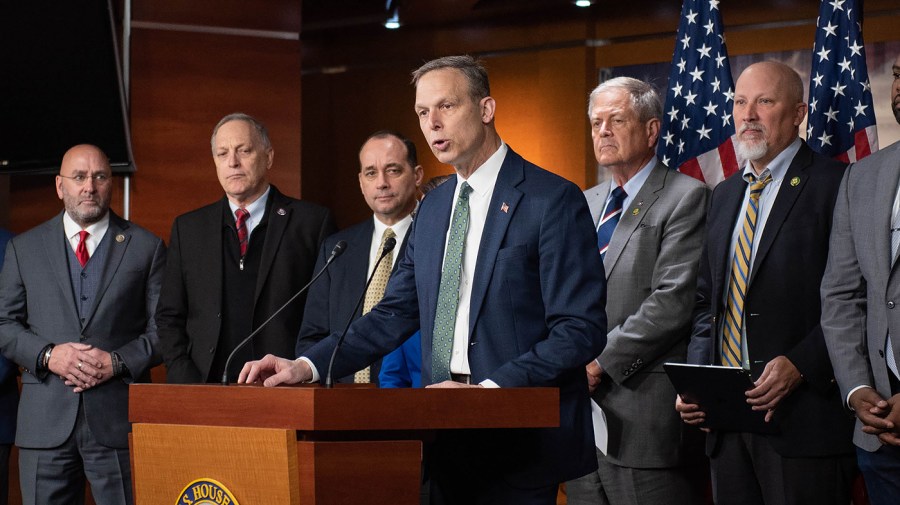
left=0, top=0, right=134, bottom=174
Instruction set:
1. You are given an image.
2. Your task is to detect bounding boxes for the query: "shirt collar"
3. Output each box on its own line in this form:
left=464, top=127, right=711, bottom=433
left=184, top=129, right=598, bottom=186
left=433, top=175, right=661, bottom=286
left=608, top=157, right=655, bottom=201
left=63, top=211, right=110, bottom=242
left=228, top=186, right=270, bottom=224
left=373, top=212, right=413, bottom=240
left=455, top=142, right=507, bottom=197
left=740, top=137, right=801, bottom=183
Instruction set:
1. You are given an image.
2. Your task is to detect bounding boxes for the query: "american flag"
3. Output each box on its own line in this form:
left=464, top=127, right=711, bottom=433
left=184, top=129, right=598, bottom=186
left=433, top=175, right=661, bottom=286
left=657, top=0, right=739, bottom=187
left=806, top=0, right=878, bottom=162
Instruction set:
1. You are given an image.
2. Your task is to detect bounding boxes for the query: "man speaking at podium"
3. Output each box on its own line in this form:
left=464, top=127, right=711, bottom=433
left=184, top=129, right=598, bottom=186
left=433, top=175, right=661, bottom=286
left=239, top=55, right=607, bottom=505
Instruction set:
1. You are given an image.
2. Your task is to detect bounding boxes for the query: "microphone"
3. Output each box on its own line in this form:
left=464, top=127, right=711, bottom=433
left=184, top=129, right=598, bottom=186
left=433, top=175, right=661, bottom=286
left=324, top=236, right=397, bottom=388
left=221, top=240, right=347, bottom=385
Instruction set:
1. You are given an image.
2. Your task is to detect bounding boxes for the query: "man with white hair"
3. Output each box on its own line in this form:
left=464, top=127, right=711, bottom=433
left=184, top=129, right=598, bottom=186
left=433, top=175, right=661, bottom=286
left=566, top=77, right=708, bottom=505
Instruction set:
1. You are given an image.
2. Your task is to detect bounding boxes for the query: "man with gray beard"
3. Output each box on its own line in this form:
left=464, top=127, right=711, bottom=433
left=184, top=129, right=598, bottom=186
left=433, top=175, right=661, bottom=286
left=675, top=61, right=856, bottom=504
left=0, top=144, right=165, bottom=505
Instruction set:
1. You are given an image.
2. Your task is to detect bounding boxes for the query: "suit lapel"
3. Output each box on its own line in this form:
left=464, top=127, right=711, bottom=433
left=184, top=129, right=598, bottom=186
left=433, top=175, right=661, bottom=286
left=604, top=164, right=665, bottom=277
left=417, top=180, right=456, bottom=334
left=469, top=151, right=524, bottom=334
left=346, top=220, right=374, bottom=318
left=748, top=145, right=811, bottom=285
left=82, top=213, right=130, bottom=329
left=255, top=188, right=289, bottom=304
left=711, top=174, right=746, bottom=304
left=585, top=178, right=611, bottom=229
left=43, top=213, right=81, bottom=323
left=881, top=147, right=900, bottom=273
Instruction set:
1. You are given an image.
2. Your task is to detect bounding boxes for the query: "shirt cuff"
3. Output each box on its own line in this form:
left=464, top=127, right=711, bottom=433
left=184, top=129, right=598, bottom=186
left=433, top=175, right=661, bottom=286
left=297, top=357, right=320, bottom=383
left=847, top=384, right=872, bottom=410
left=480, top=379, right=500, bottom=388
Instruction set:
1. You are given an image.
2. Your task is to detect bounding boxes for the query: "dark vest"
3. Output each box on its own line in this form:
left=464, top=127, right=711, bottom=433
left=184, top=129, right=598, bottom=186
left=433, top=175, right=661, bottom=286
left=67, top=230, right=111, bottom=328
left=208, top=201, right=270, bottom=382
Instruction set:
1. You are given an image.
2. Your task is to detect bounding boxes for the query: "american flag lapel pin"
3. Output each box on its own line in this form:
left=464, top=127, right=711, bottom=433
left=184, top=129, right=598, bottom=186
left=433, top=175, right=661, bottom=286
left=500, top=202, right=509, bottom=214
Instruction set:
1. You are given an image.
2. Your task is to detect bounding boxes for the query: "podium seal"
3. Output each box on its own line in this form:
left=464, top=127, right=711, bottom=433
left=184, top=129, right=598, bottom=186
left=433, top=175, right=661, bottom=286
left=176, top=478, right=240, bottom=505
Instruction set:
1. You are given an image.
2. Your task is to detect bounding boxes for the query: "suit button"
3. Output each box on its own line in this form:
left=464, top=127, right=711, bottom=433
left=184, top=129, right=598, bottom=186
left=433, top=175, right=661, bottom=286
left=209, top=347, right=215, bottom=354
left=880, top=350, right=885, bottom=357
left=889, top=301, right=896, bottom=309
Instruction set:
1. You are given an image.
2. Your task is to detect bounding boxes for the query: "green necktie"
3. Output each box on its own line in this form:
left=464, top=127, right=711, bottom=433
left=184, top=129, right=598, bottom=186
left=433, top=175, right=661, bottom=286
left=721, top=172, right=772, bottom=367
left=432, top=182, right=472, bottom=382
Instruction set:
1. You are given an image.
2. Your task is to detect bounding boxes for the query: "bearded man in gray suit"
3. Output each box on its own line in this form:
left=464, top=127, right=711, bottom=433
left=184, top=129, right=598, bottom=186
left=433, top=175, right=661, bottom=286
left=566, top=77, right=709, bottom=505
left=821, top=52, right=900, bottom=505
left=0, top=144, right=166, bottom=505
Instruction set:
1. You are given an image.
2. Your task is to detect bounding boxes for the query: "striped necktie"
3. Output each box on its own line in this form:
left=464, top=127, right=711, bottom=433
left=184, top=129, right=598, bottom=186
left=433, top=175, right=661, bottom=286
left=235, top=208, right=250, bottom=257
left=431, top=182, right=472, bottom=383
left=354, top=228, right=396, bottom=383
left=721, top=172, right=772, bottom=367
left=597, top=186, right=627, bottom=258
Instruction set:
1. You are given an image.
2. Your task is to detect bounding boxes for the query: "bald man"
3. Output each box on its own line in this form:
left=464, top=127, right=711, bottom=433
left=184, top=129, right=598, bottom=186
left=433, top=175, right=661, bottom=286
left=676, top=61, right=856, bottom=504
left=0, top=145, right=165, bottom=505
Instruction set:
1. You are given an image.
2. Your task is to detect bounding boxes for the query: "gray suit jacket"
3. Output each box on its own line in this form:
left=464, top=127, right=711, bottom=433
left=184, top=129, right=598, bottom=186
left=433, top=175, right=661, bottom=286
left=0, top=211, right=165, bottom=449
left=585, top=163, right=709, bottom=468
left=821, top=141, right=900, bottom=452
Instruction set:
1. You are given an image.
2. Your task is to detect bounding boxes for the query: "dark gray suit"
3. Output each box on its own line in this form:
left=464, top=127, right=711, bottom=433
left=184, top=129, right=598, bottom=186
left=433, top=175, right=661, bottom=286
left=0, top=211, right=165, bottom=505
left=567, top=163, right=708, bottom=505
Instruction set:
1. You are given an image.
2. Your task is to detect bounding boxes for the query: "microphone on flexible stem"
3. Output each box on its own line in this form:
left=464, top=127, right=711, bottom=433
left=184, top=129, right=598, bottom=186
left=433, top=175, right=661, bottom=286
left=325, top=236, right=397, bottom=388
left=221, top=240, right=347, bottom=385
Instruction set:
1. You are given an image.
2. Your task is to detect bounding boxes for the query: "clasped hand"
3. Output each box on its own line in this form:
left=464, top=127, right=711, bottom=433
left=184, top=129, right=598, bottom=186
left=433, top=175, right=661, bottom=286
left=52, top=342, right=113, bottom=393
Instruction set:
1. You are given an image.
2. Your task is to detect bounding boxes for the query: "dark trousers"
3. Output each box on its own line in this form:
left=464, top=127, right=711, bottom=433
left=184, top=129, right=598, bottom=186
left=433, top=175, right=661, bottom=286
left=710, top=432, right=856, bottom=505
left=18, top=404, right=132, bottom=505
left=0, top=443, right=9, bottom=505
left=857, top=445, right=900, bottom=505
left=426, top=430, right=559, bottom=505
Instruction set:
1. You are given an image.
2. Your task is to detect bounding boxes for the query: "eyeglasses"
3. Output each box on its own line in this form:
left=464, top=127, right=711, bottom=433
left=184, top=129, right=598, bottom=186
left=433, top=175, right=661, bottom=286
left=59, top=173, right=111, bottom=185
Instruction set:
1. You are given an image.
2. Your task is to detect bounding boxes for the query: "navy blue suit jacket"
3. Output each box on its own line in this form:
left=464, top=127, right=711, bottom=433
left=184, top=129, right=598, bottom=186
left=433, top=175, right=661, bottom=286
left=303, top=148, right=608, bottom=486
left=296, top=217, right=411, bottom=385
left=689, top=141, right=854, bottom=458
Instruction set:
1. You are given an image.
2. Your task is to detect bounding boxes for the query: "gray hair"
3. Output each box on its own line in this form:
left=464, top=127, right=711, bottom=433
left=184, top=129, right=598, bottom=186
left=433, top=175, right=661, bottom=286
left=588, top=77, right=662, bottom=123
left=210, top=113, right=272, bottom=152
left=411, top=55, right=490, bottom=104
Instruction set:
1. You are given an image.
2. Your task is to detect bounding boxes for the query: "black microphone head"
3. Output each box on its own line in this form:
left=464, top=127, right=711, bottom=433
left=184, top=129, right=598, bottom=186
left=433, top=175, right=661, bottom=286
left=331, top=240, right=348, bottom=259
left=383, top=237, right=397, bottom=254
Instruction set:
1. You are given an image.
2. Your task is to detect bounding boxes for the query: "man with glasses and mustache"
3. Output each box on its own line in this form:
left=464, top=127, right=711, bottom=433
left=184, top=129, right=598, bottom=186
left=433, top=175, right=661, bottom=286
left=821, top=52, right=900, bottom=504
left=676, top=61, right=856, bottom=505
left=0, top=144, right=165, bottom=505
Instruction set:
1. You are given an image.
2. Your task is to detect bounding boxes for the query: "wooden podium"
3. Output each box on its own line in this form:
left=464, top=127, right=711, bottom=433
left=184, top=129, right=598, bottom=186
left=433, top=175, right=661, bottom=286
left=128, top=384, right=559, bottom=505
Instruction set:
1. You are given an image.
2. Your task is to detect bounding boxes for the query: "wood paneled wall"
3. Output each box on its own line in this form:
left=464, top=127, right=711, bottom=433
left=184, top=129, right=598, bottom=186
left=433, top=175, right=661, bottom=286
left=300, top=1, right=900, bottom=228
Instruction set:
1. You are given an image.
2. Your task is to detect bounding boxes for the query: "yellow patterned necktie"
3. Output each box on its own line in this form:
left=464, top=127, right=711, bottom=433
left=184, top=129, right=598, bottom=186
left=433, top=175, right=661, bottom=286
left=721, top=173, right=772, bottom=367
left=353, top=227, right=396, bottom=383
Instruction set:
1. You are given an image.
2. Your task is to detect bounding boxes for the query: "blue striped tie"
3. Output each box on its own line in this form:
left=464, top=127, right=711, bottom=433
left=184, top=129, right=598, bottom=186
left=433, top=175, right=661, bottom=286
left=596, top=186, right=627, bottom=258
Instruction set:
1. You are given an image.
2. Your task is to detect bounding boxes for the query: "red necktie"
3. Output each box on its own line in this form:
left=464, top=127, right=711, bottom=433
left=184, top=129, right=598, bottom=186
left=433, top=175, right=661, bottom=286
left=76, top=230, right=90, bottom=267
left=235, top=208, right=249, bottom=257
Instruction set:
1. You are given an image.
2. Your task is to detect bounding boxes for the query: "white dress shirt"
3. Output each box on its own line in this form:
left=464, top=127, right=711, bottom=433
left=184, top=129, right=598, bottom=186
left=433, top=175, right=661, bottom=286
left=368, top=213, right=413, bottom=275
left=445, top=143, right=508, bottom=377
left=63, top=212, right=109, bottom=259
